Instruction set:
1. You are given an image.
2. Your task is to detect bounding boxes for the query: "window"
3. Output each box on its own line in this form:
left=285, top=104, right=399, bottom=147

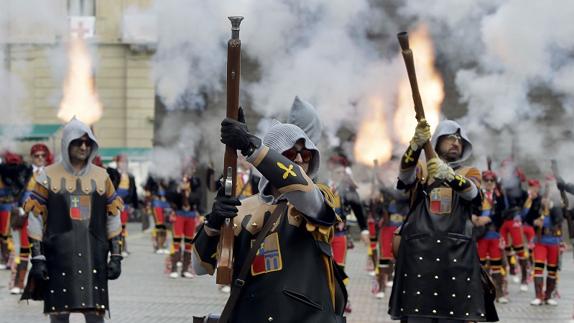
left=68, top=0, right=95, bottom=16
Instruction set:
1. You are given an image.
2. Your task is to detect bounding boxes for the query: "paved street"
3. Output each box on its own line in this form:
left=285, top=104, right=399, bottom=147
left=0, top=224, right=573, bottom=322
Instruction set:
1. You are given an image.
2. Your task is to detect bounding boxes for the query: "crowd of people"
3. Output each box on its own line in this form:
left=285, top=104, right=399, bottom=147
left=0, top=99, right=572, bottom=322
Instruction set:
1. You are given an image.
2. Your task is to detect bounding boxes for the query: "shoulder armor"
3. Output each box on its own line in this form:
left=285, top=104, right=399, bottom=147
left=233, top=195, right=278, bottom=236
left=44, top=163, right=109, bottom=195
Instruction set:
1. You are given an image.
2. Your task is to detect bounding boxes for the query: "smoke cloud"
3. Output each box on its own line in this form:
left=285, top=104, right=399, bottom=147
left=0, top=0, right=66, bottom=153
left=399, top=0, right=574, bottom=181
left=135, top=0, right=574, bottom=186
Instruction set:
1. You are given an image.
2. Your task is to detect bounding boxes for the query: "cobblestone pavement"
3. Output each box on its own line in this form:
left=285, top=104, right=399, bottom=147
left=0, top=224, right=572, bottom=322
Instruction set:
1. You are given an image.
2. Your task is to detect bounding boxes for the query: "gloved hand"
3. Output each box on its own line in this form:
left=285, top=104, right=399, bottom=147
left=107, top=255, right=122, bottom=280
left=29, top=259, right=48, bottom=281
left=427, top=157, right=455, bottom=182
left=205, top=189, right=241, bottom=231
left=221, top=107, right=262, bottom=156
left=409, top=118, right=431, bottom=151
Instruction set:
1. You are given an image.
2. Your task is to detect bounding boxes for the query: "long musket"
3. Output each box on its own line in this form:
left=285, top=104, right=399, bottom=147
left=216, top=16, right=243, bottom=285
left=397, top=32, right=437, bottom=161
left=551, top=160, right=573, bottom=240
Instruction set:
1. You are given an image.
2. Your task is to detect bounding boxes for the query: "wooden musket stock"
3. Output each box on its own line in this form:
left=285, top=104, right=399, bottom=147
left=397, top=32, right=436, bottom=161
left=216, top=16, right=244, bottom=285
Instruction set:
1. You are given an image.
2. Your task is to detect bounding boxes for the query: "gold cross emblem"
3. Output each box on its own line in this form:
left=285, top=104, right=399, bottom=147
left=277, top=162, right=297, bottom=179
left=404, top=149, right=414, bottom=163
left=455, top=175, right=466, bottom=186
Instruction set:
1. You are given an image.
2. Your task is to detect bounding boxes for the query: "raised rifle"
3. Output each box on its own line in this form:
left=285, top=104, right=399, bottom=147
left=216, top=16, right=243, bottom=285
left=397, top=32, right=437, bottom=161
left=551, top=160, right=573, bottom=240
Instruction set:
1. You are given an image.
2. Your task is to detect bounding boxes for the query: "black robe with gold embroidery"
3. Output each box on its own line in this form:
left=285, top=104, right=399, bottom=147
left=22, top=163, right=123, bottom=314
left=389, top=164, right=497, bottom=322
left=194, top=145, right=347, bottom=323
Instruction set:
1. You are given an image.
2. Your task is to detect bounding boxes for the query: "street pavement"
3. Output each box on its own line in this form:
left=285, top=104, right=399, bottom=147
left=0, top=224, right=573, bottom=322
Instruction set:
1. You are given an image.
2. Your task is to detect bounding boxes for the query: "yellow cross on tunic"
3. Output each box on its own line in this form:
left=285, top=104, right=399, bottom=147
left=277, top=162, right=297, bottom=179
left=455, top=175, right=466, bottom=186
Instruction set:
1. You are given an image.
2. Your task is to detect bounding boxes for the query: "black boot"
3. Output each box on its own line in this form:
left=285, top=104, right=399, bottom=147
left=0, top=239, right=9, bottom=268
left=181, top=251, right=193, bottom=278
left=531, top=277, right=544, bottom=305
left=545, top=277, right=557, bottom=305
left=519, top=258, right=529, bottom=285
left=169, top=252, right=180, bottom=278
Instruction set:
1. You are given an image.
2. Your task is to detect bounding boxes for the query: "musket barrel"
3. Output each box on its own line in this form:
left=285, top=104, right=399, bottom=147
left=217, top=16, right=244, bottom=285
left=397, top=31, right=436, bottom=160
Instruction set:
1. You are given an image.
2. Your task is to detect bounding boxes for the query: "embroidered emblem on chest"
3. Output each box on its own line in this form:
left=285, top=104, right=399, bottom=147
left=251, top=232, right=283, bottom=276
left=429, top=187, right=452, bottom=215
left=70, top=195, right=91, bottom=221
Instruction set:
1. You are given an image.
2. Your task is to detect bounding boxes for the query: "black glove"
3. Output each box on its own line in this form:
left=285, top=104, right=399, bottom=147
left=29, top=259, right=48, bottom=281
left=107, top=255, right=122, bottom=280
left=221, top=107, right=261, bottom=156
left=205, top=189, right=241, bottom=230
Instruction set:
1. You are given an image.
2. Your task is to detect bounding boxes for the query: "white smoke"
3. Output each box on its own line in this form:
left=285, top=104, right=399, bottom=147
left=133, top=0, right=400, bottom=177
left=0, top=0, right=66, bottom=153
left=134, top=0, right=574, bottom=187
left=399, top=0, right=574, bottom=180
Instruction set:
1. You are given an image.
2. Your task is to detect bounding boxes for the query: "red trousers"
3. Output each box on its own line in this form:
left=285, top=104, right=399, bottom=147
left=153, top=207, right=166, bottom=227
left=533, top=243, right=559, bottom=278
left=477, top=238, right=503, bottom=273
left=331, top=235, right=347, bottom=266
left=120, top=209, right=129, bottom=225
left=500, top=219, right=534, bottom=258
left=523, top=225, right=535, bottom=244
left=172, top=216, right=197, bottom=252
left=379, top=226, right=396, bottom=260
left=14, top=217, right=30, bottom=259
left=0, top=210, right=10, bottom=237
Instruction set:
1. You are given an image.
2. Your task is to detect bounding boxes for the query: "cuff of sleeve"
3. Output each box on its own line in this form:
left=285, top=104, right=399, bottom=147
left=246, top=145, right=269, bottom=167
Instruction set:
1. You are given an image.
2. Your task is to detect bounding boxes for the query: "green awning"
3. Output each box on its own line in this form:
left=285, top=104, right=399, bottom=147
left=98, top=147, right=152, bottom=162
left=0, top=124, right=62, bottom=141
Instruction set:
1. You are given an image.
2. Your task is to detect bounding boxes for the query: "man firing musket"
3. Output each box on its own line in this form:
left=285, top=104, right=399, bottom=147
left=191, top=17, right=346, bottom=323
left=388, top=32, right=498, bottom=322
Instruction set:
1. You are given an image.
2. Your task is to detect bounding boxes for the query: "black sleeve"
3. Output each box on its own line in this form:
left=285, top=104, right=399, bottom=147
left=344, top=190, right=367, bottom=231
left=128, top=174, right=139, bottom=209
left=523, top=198, right=542, bottom=226
left=550, top=206, right=563, bottom=227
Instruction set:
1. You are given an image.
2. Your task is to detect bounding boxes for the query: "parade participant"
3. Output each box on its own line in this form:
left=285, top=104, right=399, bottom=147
left=524, top=180, right=562, bottom=306
left=144, top=175, right=171, bottom=254
left=167, top=161, right=202, bottom=279
left=389, top=119, right=498, bottom=322
left=193, top=113, right=347, bottom=322
left=0, top=152, right=31, bottom=271
left=8, top=144, right=50, bottom=295
left=366, top=199, right=381, bottom=277
left=374, top=185, right=409, bottom=300
left=499, top=174, right=531, bottom=292
left=327, top=155, right=365, bottom=313
left=111, top=154, right=138, bottom=257
left=522, top=179, right=541, bottom=259
left=21, top=118, right=124, bottom=323
left=475, top=170, right=508, bottom=303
